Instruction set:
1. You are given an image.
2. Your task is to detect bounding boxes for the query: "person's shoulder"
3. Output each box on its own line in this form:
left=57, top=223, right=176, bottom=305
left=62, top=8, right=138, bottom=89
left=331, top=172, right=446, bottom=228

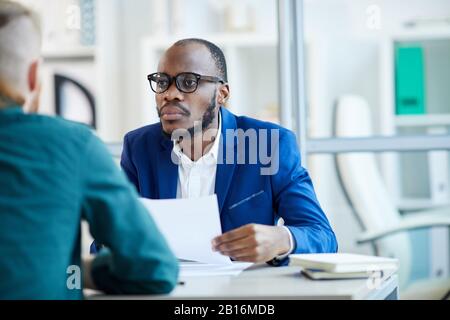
left=20, top=114, right=102, bottom=160
left=30, top=113, right=93, bottom=141
left=227, top=112, right=298, bottom=150
left=233, top=113, right=293, bottom=137
left=124, top=122, right=162, bottom=144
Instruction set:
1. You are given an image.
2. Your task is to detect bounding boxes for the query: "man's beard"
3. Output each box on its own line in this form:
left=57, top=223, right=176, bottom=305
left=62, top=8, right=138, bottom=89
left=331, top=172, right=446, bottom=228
left=159, top=92, right=217, bottom=140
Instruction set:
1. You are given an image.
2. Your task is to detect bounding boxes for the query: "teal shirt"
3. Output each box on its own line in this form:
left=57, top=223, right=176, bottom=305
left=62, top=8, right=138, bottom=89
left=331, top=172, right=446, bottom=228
left=0, top=106, right=179, bottom=299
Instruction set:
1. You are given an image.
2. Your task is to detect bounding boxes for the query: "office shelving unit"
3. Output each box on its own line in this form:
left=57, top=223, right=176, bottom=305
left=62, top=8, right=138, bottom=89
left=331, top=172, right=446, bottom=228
left=379, top=28, right=450, bottom=203
left=42, top=46, right=96, bottom=60
left=34, top=0, right=98, bottom=124
left=395, top=114, right=450, bottom=127
left=379, top=28, right=450, bottom=279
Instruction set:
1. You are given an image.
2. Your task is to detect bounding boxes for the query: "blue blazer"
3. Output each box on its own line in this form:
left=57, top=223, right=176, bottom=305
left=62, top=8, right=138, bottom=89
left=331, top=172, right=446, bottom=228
left=119, top=107, right=337, bottom=261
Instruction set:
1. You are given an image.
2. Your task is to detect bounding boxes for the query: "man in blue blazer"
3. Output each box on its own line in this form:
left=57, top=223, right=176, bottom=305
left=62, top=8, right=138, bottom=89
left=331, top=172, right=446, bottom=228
left=120, top=38, right=337, bottom=265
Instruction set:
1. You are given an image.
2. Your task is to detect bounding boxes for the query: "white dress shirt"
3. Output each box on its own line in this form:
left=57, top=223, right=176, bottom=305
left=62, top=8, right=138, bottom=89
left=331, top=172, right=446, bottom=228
left=173, top=115, right=221, bottom=199
left=172, top=113, right=294, bottom=259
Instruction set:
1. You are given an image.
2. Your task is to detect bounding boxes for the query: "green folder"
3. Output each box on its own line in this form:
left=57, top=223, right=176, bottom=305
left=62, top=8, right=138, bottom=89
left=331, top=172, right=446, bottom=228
left=395, top=46, right=426, bottom=115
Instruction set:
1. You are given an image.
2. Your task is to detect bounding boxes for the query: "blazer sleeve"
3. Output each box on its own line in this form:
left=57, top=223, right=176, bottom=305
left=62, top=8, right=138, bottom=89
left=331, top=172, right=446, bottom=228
left=120, top=133, right=140, bottom=192
left=80, top=132, right=179, bottom=294
left=270, top=130, right=338, bottom=257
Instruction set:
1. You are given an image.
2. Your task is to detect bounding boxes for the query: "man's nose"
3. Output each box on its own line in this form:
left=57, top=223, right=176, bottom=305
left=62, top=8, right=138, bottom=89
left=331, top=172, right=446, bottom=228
left=163, top=81, right=184, bottom=102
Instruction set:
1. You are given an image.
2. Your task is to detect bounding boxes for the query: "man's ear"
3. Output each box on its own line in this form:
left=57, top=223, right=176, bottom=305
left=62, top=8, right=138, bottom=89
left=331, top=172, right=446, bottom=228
left=24, top=60, right=41, bottom=113
left=218, top=83, right=230, bottom=106
left=27, top=60, right=39, bottom=92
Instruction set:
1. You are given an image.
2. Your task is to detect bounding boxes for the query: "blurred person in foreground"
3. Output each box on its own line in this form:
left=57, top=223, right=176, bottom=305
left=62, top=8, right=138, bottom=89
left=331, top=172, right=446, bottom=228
left=0, top=0, right=178, bottom=299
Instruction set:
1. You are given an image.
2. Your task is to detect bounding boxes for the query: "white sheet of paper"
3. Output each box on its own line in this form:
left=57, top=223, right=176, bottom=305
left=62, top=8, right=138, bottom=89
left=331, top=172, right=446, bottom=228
left=179, top=262, right=253, bottom=277
left=140, top=195, right=232, bottom=265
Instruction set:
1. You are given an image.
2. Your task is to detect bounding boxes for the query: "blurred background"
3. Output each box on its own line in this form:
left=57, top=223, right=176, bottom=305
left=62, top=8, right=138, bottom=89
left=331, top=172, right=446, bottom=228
left=15, top=0, right=450, bottom=298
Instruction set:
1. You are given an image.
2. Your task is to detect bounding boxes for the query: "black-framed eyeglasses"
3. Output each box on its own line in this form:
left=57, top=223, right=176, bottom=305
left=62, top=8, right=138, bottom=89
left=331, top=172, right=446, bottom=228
left=147, top=72, right=225, bottom=94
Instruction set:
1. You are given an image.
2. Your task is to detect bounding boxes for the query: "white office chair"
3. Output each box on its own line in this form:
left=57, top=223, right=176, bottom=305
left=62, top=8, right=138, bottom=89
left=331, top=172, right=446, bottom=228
left=334, top=95, right=450, bottom=300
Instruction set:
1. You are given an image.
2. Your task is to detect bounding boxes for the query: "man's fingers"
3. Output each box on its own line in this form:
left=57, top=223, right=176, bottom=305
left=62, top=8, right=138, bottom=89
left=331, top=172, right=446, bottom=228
left=216, top=236, right=257, bottom=255
left=212, top=224, right=257, bottom=248
left=221, top=246, right=258, bottom=259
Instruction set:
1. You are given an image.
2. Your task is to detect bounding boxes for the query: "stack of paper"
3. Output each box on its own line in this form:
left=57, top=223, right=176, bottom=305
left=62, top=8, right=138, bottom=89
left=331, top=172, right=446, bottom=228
left=179, top=261, right=253, bottom=277
left=289, top=253, right=398, bottom=280
left=140, top=195, right=253, bottom=276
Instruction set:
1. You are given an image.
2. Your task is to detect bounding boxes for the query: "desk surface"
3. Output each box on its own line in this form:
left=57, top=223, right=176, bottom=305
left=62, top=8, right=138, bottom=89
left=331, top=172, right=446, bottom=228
left=89, top=264, right=398, bottom=300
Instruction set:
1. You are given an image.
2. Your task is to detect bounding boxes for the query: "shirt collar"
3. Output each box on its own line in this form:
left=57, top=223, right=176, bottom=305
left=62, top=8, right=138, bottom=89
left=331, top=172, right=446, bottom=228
left=0, top=105, right=24, bottom=115
left=173, top=111, right=222, bottom=165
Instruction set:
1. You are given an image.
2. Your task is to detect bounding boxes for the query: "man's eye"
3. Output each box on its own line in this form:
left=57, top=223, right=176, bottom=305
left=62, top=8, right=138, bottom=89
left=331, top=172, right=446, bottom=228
left=183, top=79, right=197, bottom=88
left=157, top=80, right=168, bottom=87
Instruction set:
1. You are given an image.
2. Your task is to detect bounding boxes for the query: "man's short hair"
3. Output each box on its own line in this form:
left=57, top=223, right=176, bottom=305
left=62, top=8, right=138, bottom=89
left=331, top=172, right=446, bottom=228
left=0, top=1, right=41, bottom=101
left=174, top=38, right=228, bottom=83
left=0, top=1, right=39, bottom=28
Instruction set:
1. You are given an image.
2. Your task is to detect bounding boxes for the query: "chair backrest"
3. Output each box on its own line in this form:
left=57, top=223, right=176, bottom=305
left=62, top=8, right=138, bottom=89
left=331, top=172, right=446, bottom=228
left=334, top=95, right=412, bottom=287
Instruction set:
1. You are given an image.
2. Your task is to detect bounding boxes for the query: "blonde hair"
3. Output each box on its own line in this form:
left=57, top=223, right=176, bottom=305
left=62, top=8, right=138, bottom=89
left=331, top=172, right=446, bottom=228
left=0, top=0, right=41, bottom=106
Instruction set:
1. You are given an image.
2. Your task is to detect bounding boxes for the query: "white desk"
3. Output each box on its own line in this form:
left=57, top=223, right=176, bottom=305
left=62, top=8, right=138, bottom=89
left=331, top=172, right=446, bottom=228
left=89, top=264, right=399, bottom=300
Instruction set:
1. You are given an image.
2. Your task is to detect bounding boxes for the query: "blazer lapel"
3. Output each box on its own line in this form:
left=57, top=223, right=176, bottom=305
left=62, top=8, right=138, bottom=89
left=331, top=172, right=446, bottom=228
left=215, top=107, right=238, bottom=213
left=157, top=133, right=178, bottom=199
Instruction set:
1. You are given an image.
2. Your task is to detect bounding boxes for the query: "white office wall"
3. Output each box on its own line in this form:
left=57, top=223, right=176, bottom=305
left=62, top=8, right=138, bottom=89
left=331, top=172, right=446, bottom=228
left=118, top=0, right=154, bottom=136
left=95, top=0, right=278, bottom=141
left=95, top=0, right=123, bottom=142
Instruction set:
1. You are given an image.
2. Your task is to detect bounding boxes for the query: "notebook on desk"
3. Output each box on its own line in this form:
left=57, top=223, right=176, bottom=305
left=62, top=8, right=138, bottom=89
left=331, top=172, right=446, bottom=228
left=301, top=268, right=367, bottom=280
left=299, top=268, right=397, bottom=280
left=289, top=253, right=398, bottom=278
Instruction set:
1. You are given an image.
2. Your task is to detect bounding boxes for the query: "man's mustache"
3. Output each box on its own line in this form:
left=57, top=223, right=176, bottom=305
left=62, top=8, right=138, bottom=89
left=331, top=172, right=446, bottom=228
left=157, top=103, right=191, bottom=117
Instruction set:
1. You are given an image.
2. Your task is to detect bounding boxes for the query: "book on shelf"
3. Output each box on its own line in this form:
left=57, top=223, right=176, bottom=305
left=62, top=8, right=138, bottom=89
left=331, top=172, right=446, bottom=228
left=395, top=45, right=426, bottom=115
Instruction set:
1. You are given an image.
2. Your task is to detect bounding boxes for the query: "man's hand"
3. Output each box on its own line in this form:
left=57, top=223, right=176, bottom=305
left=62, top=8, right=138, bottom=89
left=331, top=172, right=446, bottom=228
left=211, top=224, right=291, bottom=263
left=82, top=256, right=97, bottom=290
